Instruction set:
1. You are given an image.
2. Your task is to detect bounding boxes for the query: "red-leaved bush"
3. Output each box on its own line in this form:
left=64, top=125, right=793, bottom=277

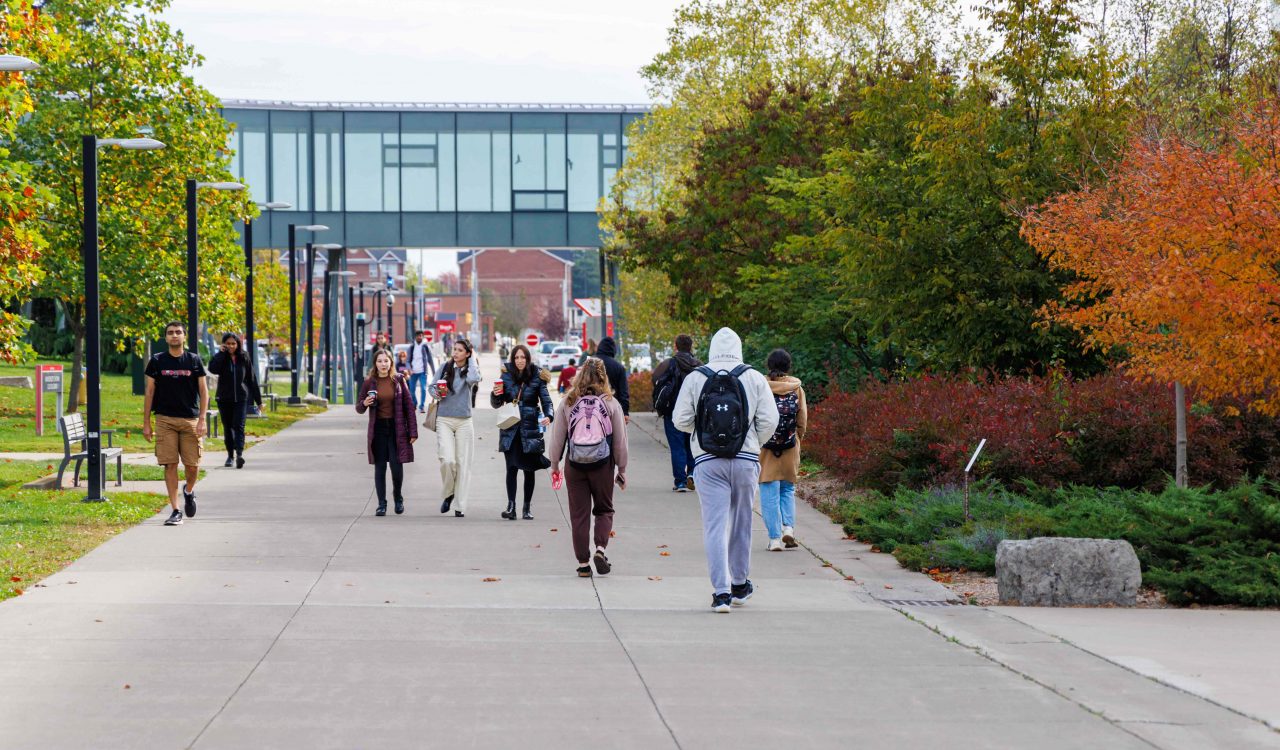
left=805, top=372, right=1280, bottom=491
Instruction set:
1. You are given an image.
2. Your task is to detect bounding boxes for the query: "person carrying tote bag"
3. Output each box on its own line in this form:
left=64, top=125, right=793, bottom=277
left=431, top=338, right=481, bottom=517
left=355, top=349, right=417, bottom=516
left=490, top=344, right=553, bottom=520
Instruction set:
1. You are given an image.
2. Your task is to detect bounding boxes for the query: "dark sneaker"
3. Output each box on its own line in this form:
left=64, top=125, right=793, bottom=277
left=236, top=455, right=245, bottom=469
left=394, top=498, right=404, bottom=515
left=182, top=485, right=196, bottom=518
left=593, top=550, right=611, bottom=576
left=164, top=509, right=183, bottom=526
left=577, top=565, right=592, bottom=578
left=223, top=456, right=233, bottom=467
left=440, top=495, right=453, bottom=513
left=673, top=484, right=688, bottom=493
left=454, top=510, right=465, bottom=517
left=711, top=593, right=732, bottom=613
left=731, top=580, right=754, bottom=606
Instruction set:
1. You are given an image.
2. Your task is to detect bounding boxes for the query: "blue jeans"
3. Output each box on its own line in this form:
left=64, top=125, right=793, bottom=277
left=759, top=480, right=795, bottom=540
left=409, top=372, right=427, bottom=409
left=663, top=416, right=693, bottom=488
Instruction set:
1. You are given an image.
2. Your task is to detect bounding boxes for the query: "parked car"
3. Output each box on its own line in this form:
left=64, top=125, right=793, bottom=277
left=267, top=349, right=290, bottom=371
left=534, top=340, right=564, bottom=368
left=544, top=345, right=582, bottom=372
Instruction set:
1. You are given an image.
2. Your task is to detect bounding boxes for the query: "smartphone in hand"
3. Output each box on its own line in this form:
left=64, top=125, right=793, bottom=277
left=615, top=474, right=626, bottom=490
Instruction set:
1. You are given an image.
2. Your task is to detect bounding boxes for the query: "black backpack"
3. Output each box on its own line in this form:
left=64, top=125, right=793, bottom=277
left=763, top=390, right=799, bottom=457
left=695, top=364, right=752, bottom=459
left=652, top=359, right=687, bottom=418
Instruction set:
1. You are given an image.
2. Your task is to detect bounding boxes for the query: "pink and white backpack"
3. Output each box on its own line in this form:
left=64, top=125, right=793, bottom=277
left=567, top=395, right=613, bottom=467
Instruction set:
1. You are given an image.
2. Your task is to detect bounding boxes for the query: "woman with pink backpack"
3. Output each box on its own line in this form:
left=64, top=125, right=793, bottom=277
left=548, top=358, right=629, bottom=578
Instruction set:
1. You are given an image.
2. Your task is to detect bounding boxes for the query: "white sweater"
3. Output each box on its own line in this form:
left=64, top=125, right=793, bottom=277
left=672, top=327, right=779, bottom=465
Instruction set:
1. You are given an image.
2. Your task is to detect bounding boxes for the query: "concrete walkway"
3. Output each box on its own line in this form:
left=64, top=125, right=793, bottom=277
left=1, top=367, right=1277, bottom=749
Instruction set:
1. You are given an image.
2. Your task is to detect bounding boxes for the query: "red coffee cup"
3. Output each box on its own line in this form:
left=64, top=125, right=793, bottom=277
left=436, top=379, right=448, bottom=397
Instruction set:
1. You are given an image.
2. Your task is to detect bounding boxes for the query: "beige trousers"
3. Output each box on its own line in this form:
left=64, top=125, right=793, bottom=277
left=436, top=416, right=474, bottom=513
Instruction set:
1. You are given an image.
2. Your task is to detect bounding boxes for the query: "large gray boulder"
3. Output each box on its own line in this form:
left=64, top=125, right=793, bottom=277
left=996, top=537, right=1141, bottom=607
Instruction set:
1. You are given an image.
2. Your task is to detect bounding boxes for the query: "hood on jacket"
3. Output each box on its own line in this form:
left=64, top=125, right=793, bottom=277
left=769, top=375, right=803, bottom=395
left=707, top=327, right=743, bottom=366
left=596, top=336, right=618, bottom=358
left=673, top=350, right=700, bottom=373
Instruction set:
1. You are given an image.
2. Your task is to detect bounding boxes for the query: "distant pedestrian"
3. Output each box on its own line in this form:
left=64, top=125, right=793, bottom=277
left=395, top=349, right=411, bottom=378
left=585, top=338, right=597, bottom=357
left=673, top=327, right=779, bottom=613
left=142, top=321, right=210, bottom=526
left=549, top=358, right=628, bottom=578
left=651, top=334, right=701, bottom=492
left=433, top=338, right=481, bottom=517
left=408, top=330, right=435, bottom=411
left=207, top=332, right=262, bottom=469
left=371, top=331, right=392, bottom=359
left=593, top=336, right=630, bottom=420
left=557, top=358, right=577, bottom=394
left=759, top=349, right=807, bottom=551
left=356, top=349, right=417, bottom=516
left=490, top=345, right=553, bottom=520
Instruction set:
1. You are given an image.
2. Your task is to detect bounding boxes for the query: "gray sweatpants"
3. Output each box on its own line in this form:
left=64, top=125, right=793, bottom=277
left=695, top=458, right=760, bottom=594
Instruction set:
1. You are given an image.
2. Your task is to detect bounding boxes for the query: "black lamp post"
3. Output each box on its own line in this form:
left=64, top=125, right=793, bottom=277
left=313, top=243, right=345, bottom=397
left=244, top=201, right=291, bottom=378
left=185, top=180, right=245, bottom=354
left=286, top=223, right=328, bottom=403
left=81, top=135, right=166, bottom=503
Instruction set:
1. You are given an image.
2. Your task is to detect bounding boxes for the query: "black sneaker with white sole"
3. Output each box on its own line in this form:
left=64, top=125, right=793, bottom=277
left=182, top=485, right=196, bottom=518
left=593, top=550, right=611, bottom=576
left=731, top=580, right=754, bottom=606
left=164, top=509, right=183, bottom=526
left=711, top=592, right=732, bottom=613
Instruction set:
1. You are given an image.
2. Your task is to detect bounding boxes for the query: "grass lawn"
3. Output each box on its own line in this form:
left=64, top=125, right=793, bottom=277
left=0, top=360, right=323, bottom=453
left=0, top=459, right=170, bottom=602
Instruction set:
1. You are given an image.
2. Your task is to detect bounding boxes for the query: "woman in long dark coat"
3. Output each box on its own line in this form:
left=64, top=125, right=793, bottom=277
left=355, top=349, right=417, bottom=516
left=489, top=344, right=553, bottom=520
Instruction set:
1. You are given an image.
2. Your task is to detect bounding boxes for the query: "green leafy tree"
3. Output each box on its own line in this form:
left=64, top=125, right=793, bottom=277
left=14, top=0, right=251, bottom=409
left=252, top=249, right=289, bottom=357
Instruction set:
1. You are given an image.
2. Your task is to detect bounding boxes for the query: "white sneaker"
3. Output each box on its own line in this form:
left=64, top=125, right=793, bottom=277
left=767, top=538, right=784, bottom=551
left=782, top=526, right=797, bottom=548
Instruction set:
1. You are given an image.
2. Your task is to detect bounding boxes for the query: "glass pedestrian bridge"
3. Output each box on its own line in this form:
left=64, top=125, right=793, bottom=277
left=221, top=100, right=650, bottom=249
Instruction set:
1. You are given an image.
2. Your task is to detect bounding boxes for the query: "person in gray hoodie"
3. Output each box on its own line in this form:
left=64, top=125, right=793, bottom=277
left=672, top=327, right=779, bottom=612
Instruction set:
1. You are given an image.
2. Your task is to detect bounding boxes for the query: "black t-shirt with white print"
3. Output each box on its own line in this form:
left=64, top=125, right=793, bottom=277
left=144, top=351, right=206, bottom=418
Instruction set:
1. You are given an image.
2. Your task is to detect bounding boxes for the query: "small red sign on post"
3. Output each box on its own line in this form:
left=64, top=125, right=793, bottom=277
left=525, top=333, right=540, bottom=348
left=437, top=321, right=456, bottom=334
left=424, top=297, right=442, bottom=312
left=423, top=329, right=434, bottom=343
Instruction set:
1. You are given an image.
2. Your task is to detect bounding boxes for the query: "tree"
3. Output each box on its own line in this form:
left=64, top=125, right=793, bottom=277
left=252, top=249, right=289, bottom=355
left=0, top=2, right=56, bottom=363
left=536, top=300, right=567, bottom=341
left=14, top=0, right=250, bottom=410
left=1024, top=99, right=1280, bottom=419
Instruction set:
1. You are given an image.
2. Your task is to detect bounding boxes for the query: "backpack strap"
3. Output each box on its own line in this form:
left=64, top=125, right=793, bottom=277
left=729, top=364, right=752, bottom=378
left=696, top=366, right=716, bottom=378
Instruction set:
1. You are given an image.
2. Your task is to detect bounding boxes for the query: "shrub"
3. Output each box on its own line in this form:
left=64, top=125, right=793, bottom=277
left=806, top=371, right=1280, bottom=491
left=627, top=370, right=653, bottom=413
left=829, top=479, right=1280, bottom=607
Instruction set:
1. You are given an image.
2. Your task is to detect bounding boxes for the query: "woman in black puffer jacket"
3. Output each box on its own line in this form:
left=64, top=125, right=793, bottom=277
left=207, top=332, right=263, bottom=468
left=489, top=344, right=553, bottom=520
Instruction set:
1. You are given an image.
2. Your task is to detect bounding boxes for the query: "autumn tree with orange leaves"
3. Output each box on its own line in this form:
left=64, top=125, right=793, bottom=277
left=1024, top=100, right=1280, bottom=482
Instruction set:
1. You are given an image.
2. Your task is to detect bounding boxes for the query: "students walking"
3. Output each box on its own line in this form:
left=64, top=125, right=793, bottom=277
left=407, top=330, right=435, bottom=411
left=673, top=327, right=779, bottom=612
left=652, top=334, right=701, bottom=492
left=142, top=322, right=210, bottom=526
left=432, top=338, right=481, bottom=517
left=207, top=332, right=263, bottom=469
left=759, top=349, right=807, bottom=551
left=593, top=336, right=630, bottom=418
left=356, top=349, right=418, bottom=516
left=549, top=358, right=628, bottom=577
left=490, top=345, right=553, bottom=520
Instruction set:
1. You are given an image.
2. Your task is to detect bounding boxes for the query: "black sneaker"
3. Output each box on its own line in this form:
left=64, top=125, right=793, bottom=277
left=182, top=485, right=197, bottom=518
left=673, top=484, right=688, bottom=493
left=394, top=498, right=404, bottom=515
left=440, top=495, right=453, bottom=513
left=711, top=592, right=732, bottom=613
left=577, top=565, right=592, bottom=578
left=223, top=456, right=233, bottom=467
left=731, top=580, right=754, bottom=606
left=593, top=550, right=611, bottom=576
left=235, top=455, right=245, bottom=469
left=454, top=510, right=464, bottom=517
left=164, top=509, right=183, bottom=526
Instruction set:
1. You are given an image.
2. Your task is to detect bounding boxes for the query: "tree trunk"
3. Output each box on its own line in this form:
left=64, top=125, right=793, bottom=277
left=1175, top=382, right=1188, bottom=488
left=61, top=299, right=85, bottom=413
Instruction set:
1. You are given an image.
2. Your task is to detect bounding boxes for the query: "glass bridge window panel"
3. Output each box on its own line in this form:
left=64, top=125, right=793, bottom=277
left=270, top=110, right=309, bottom=211
left=314, top=112, right=343, bottom=212
left=567, top=132, right=600, bottom=211
left=227, top=109, right=268, bottom=205
left=345, top=112, right=399, bottom=212
left=512, top=132, right=545, bottom=192
left=457, top=131, right=493, bottom=211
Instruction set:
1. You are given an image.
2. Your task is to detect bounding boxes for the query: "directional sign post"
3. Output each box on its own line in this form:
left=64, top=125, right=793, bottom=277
left=35, top=364, right=64, bottom=436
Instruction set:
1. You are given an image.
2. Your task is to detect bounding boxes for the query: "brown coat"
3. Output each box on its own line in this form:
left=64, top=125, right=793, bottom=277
left=759, top=376, right=807, bottom=484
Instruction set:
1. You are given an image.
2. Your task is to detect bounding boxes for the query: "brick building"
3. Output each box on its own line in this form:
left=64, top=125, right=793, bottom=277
left=458, top=249, right=574, bottom=339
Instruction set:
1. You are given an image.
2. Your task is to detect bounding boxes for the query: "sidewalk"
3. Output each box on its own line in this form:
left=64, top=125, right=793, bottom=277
left=0, top=367, right=1276, bottom=748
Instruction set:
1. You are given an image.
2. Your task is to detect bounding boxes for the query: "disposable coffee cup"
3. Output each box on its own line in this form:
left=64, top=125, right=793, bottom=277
left=367, top=390, right=378, bottom=402
left=436, top=379, right=448, bottom=397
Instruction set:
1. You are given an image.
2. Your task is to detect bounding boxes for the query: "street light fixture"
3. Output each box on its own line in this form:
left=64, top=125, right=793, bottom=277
left=324, top=264, right=356, bottom=401
left=286, top=223, right=329, bottom=404
left=83, top=134, right=167, bottom=503
left=310, top=243, right=344, bottom=395
left=185, top=179, right=245, bottom=352
left=0, top=54, right=39, bottom=71
left=243, top=201, right=291, bottom=378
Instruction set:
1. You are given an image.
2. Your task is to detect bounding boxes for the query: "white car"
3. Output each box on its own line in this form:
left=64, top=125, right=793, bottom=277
left=544, top=345, right=583, bottom=372
left=534, top=341, right=563, bottom=368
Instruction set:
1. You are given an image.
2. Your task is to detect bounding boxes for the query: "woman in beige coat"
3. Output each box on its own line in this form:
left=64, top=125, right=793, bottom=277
left=759, top=349, right=808, bottom=551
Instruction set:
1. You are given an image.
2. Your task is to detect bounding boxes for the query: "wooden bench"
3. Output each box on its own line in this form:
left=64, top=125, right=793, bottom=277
left=56, top=413, right=123, bottom=489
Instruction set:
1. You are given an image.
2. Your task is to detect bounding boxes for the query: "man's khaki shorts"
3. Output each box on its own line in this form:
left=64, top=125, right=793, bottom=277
left=154, top=415, right=203, bottom=467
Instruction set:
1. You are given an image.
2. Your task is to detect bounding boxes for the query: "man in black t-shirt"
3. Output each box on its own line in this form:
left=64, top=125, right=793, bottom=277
left=143, top=322, right=210, bottom=525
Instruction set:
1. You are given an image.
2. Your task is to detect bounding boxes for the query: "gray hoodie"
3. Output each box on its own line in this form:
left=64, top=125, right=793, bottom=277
left=672, top=327, right=779, bottom=465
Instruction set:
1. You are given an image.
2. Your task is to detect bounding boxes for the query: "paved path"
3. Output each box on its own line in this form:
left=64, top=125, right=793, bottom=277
left=1, top=370, right=1277, bottom=749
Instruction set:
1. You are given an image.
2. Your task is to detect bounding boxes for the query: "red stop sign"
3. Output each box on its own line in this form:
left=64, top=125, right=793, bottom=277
left=525, top=334, right=540, bottom=348
left=423, top=330, right=434, bottom=343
